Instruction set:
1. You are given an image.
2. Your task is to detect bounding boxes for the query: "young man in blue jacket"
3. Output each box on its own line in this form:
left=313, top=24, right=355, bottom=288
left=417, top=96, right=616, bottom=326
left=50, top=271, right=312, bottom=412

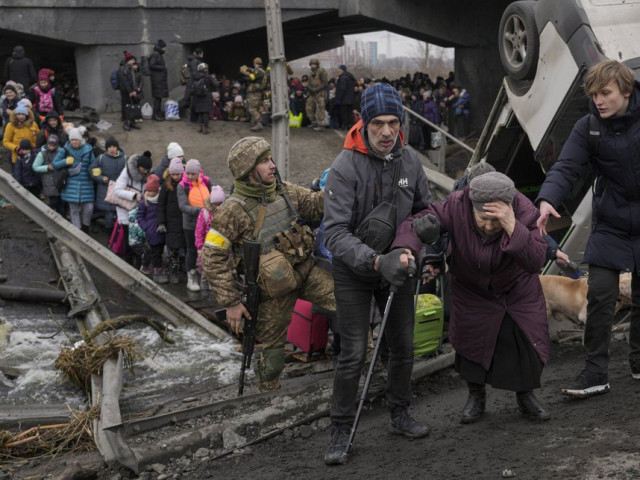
left=537, top=60, right=640, bottom=398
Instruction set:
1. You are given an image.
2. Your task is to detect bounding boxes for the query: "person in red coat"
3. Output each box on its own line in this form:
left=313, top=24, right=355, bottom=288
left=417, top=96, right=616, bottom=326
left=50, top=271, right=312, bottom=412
left=394, top=171, right=551, bottom=423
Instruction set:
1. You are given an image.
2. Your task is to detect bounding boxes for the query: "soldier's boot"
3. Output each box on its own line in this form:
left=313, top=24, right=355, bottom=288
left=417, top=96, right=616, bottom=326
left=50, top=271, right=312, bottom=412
left=250, top=121, right=264, bottom=132
left=202, top=125, right=210, bottom=135
left=200, top=275, right=210, bottom=291
left=256, top=348, right=285, bottom=393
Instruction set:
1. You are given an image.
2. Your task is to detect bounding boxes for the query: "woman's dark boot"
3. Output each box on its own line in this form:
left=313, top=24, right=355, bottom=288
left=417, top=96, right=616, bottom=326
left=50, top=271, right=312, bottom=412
left=516, top=391, right=550, bottom=422
left=461, top=382, right=486, bottom=424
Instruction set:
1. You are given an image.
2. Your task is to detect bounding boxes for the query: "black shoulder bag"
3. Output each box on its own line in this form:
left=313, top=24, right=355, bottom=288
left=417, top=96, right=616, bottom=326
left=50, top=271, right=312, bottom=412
left=354, top=159, right=401, bottom=253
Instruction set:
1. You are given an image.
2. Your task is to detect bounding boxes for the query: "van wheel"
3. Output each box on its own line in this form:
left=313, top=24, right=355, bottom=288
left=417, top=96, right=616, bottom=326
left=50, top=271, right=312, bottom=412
left=498, top=1, right=539, bottom=81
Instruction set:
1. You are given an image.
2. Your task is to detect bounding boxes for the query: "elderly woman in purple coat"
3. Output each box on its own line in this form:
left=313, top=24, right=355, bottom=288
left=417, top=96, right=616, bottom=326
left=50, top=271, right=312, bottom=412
left=393, top=172, right=551, bottom=423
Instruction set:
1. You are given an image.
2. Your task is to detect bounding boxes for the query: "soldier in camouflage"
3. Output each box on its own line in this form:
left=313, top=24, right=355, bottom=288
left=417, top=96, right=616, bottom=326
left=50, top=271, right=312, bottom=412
left=306, top=58, right=329, bottom=131
left=202, top=136, right=335, bottom=392
left=239, top=57, right=266, bottom=132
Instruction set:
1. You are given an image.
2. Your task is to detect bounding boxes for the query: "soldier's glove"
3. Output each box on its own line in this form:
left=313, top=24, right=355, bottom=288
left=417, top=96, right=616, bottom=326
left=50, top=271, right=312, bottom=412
left=156, top=224, right=167, bottom=234
left=376, top=249, right=409, bottom=288
left=413, top=214, right=440, bottom=244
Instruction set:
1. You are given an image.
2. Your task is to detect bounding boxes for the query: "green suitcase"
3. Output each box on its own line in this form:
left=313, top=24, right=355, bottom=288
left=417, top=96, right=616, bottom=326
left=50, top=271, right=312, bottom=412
left=413, top=294, right=444, bottom=356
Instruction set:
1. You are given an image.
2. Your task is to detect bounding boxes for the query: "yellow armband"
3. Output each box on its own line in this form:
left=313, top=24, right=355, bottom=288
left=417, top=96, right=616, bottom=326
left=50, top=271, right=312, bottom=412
left=204, top=228, right=231, bottom=251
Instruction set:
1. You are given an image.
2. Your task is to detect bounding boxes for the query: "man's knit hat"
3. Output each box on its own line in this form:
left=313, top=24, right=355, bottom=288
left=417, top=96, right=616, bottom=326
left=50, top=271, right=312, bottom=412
left=167, top=142, right=184, bottom=159
left=156, top=39, right=167, bottom=48
left=360, top=83, right=404, bottom=128
left=468, top=172, right=516, bottom=211
left=185, top=159, right=201, bottom=174
left=47, top=134, right=59, bottom=146
left=168, top=157, right=185, bottom=174
left=234, top=95, right=243, bottom=103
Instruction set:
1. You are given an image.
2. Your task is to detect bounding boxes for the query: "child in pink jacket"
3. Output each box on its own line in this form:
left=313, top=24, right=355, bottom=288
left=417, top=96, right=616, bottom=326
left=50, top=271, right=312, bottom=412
left=195, top=185, right=225, bottom=290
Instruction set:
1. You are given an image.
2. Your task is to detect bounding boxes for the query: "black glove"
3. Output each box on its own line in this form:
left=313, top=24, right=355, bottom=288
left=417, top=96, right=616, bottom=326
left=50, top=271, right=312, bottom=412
left=413, top=214, right=440, bottom=244
left=376, top=249, right=409, bottom=287
left=156, top=224, right=167, bottom=234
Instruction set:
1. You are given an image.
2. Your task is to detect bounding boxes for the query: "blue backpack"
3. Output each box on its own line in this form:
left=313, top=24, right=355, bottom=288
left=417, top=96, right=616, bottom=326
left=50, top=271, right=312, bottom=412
left=110, top=70, right=119, bottom=90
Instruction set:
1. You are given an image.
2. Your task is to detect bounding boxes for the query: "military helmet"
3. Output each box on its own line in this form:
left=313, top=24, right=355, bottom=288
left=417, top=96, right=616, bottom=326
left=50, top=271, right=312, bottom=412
left=309, top=58, right=319, bottom=65
left=228, top=136, right=271, bottom=179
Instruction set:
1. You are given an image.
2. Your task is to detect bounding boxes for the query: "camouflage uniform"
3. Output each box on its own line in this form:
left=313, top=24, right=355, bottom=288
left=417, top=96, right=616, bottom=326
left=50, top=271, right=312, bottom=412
left=240, top=57, right=266, bottom=129
left=202, top=137, right=335, bottom=392
left=306, top=59, right=329, bottom=128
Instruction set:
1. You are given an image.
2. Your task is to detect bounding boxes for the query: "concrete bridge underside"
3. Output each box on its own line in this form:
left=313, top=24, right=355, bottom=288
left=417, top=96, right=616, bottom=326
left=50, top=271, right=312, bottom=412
left=0, top=0, right=514, bottom=134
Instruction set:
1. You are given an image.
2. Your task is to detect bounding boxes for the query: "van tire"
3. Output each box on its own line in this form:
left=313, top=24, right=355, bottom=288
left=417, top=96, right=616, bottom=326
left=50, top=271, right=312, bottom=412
left=499, top=1, right=539, bottom=81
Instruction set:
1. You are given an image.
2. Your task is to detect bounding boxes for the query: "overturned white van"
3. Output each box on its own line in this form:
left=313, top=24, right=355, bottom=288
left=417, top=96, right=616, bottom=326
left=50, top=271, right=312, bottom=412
left=474, top=0, right=640, bottom=273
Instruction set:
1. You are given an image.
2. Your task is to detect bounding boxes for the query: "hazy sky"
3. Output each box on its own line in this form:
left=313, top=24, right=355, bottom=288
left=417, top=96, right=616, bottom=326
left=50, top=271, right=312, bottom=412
left=345, top=31, right=453, bottom=59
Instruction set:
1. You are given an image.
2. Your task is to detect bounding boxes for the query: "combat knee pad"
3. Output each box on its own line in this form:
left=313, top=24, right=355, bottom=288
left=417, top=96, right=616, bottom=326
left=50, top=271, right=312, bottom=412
left=256, top=347, right=285, bottom=391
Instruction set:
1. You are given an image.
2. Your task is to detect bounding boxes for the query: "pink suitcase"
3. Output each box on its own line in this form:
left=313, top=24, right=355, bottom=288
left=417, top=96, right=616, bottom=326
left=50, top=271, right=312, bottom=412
left=287, top=299, right=329, bottom=355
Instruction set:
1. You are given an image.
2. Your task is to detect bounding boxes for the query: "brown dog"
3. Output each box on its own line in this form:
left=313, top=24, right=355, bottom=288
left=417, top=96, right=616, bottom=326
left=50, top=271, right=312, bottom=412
left=540, top=273, right=632, bottom=326
left=540, top=275, right=588, bottom=326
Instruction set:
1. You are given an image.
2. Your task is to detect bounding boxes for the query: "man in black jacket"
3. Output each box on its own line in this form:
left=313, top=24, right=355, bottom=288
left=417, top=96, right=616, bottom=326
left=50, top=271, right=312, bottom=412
left=334, top=65, right=357, bottom=130
left=323, top=83, right=432, bottom=466
left=149, top=39, right=169, bottom=121
left=3, top=45, right=36, bottom=90
left=536, top=60, right=640, bottom=399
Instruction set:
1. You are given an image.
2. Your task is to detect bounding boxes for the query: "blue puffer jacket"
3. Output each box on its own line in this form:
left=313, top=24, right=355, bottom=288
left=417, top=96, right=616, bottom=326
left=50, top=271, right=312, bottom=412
left=89, top=150, right=126, bottom=212
left=53, top=140, right=95, bottom=203
left=536, top=81, right=640, bottom=273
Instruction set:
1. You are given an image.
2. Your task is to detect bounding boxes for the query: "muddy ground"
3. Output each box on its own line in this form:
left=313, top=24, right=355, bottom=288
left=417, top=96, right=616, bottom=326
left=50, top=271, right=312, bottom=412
left=3, top=115, right=640, bottom=479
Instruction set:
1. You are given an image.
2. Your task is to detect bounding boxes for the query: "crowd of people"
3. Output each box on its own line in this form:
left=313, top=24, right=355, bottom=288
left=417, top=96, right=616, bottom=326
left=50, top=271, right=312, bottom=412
left=111, top=42, right=469, bottom=142
left=3, top=39, right=636, bottom=471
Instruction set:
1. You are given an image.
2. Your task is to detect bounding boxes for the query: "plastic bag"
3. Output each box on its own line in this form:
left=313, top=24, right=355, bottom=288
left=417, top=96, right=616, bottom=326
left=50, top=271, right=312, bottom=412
left=289, top=111, right=302, bottom=128
left=165, top=100, right=180, bottom=121
left=141, top=102, right=153, bottom=119
left=430, top=131, right=443, bottom=149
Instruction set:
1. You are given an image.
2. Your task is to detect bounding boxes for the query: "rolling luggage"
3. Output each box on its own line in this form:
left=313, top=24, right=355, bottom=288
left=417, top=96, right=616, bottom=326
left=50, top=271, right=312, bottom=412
left=413, top=293, right=444, bottom=356
left=287, top=299, right=329, bottom=355
left=413, top=253, right=446, bottom=356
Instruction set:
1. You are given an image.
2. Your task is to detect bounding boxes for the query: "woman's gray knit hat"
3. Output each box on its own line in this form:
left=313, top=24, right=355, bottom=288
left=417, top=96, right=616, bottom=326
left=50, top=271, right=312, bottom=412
left=468, top=171, right=516, bottom=211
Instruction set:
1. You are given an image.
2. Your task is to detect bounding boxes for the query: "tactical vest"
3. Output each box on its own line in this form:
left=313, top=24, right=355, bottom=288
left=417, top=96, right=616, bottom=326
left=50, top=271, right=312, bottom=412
left=228, top=192, right=314, bottom=266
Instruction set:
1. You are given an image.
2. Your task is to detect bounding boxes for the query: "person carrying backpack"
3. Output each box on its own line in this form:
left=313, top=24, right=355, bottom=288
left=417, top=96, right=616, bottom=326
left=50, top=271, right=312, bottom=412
left=29, top=69, right=64, bottom=125
left=190, top=63, right=215, bottom=135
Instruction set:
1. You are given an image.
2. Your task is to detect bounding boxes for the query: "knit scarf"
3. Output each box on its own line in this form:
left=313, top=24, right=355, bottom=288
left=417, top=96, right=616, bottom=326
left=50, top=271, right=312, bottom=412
left=233, top=179, right=277, bottom=202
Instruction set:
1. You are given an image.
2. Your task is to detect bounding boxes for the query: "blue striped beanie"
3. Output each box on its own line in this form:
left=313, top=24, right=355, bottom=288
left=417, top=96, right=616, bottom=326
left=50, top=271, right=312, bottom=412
left=360, top=83, right=403, bottom=128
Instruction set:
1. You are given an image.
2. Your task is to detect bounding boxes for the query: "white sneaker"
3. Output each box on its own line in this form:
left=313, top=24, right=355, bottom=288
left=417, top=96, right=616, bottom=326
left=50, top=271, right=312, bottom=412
left=187, top=269, right=201, bottom=292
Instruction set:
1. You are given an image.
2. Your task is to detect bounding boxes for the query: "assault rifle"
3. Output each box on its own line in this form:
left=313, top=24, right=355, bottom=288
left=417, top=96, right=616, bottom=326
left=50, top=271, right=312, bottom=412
left=238, top=240, right=261, bottom=396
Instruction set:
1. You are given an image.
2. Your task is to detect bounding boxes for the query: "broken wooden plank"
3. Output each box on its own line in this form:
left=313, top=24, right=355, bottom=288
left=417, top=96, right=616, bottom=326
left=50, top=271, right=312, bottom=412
left=0, top=169, right=231, bottom=341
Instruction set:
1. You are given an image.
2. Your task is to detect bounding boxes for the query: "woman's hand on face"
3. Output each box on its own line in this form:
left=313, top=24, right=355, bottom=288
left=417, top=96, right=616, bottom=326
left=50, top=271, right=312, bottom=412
left=483, top=201, right=516, bottom=236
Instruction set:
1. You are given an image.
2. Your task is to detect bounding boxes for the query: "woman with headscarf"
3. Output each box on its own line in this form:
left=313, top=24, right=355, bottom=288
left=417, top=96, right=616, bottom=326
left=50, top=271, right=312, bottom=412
left=394, top=171, right=551, bottom=423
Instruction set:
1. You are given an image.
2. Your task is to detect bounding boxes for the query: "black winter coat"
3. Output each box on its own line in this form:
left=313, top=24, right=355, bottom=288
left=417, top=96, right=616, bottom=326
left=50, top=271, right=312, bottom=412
left=36, top=111, right=68, bottom=148
left=536, top=81, right=640, bottom=273
left=149, top=46, right=169, bottom=98
left=3, top=48, right=36, bottom=90
left=157, top=175, right=186, bottom=249
left=190, top=71, right=214, bottom=113
left=335, top=70, right=357, bottom=106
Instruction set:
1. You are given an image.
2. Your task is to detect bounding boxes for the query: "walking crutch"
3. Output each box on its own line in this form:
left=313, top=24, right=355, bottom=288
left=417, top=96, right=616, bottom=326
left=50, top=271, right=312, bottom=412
left=346, top=257, right=416, bottom=454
